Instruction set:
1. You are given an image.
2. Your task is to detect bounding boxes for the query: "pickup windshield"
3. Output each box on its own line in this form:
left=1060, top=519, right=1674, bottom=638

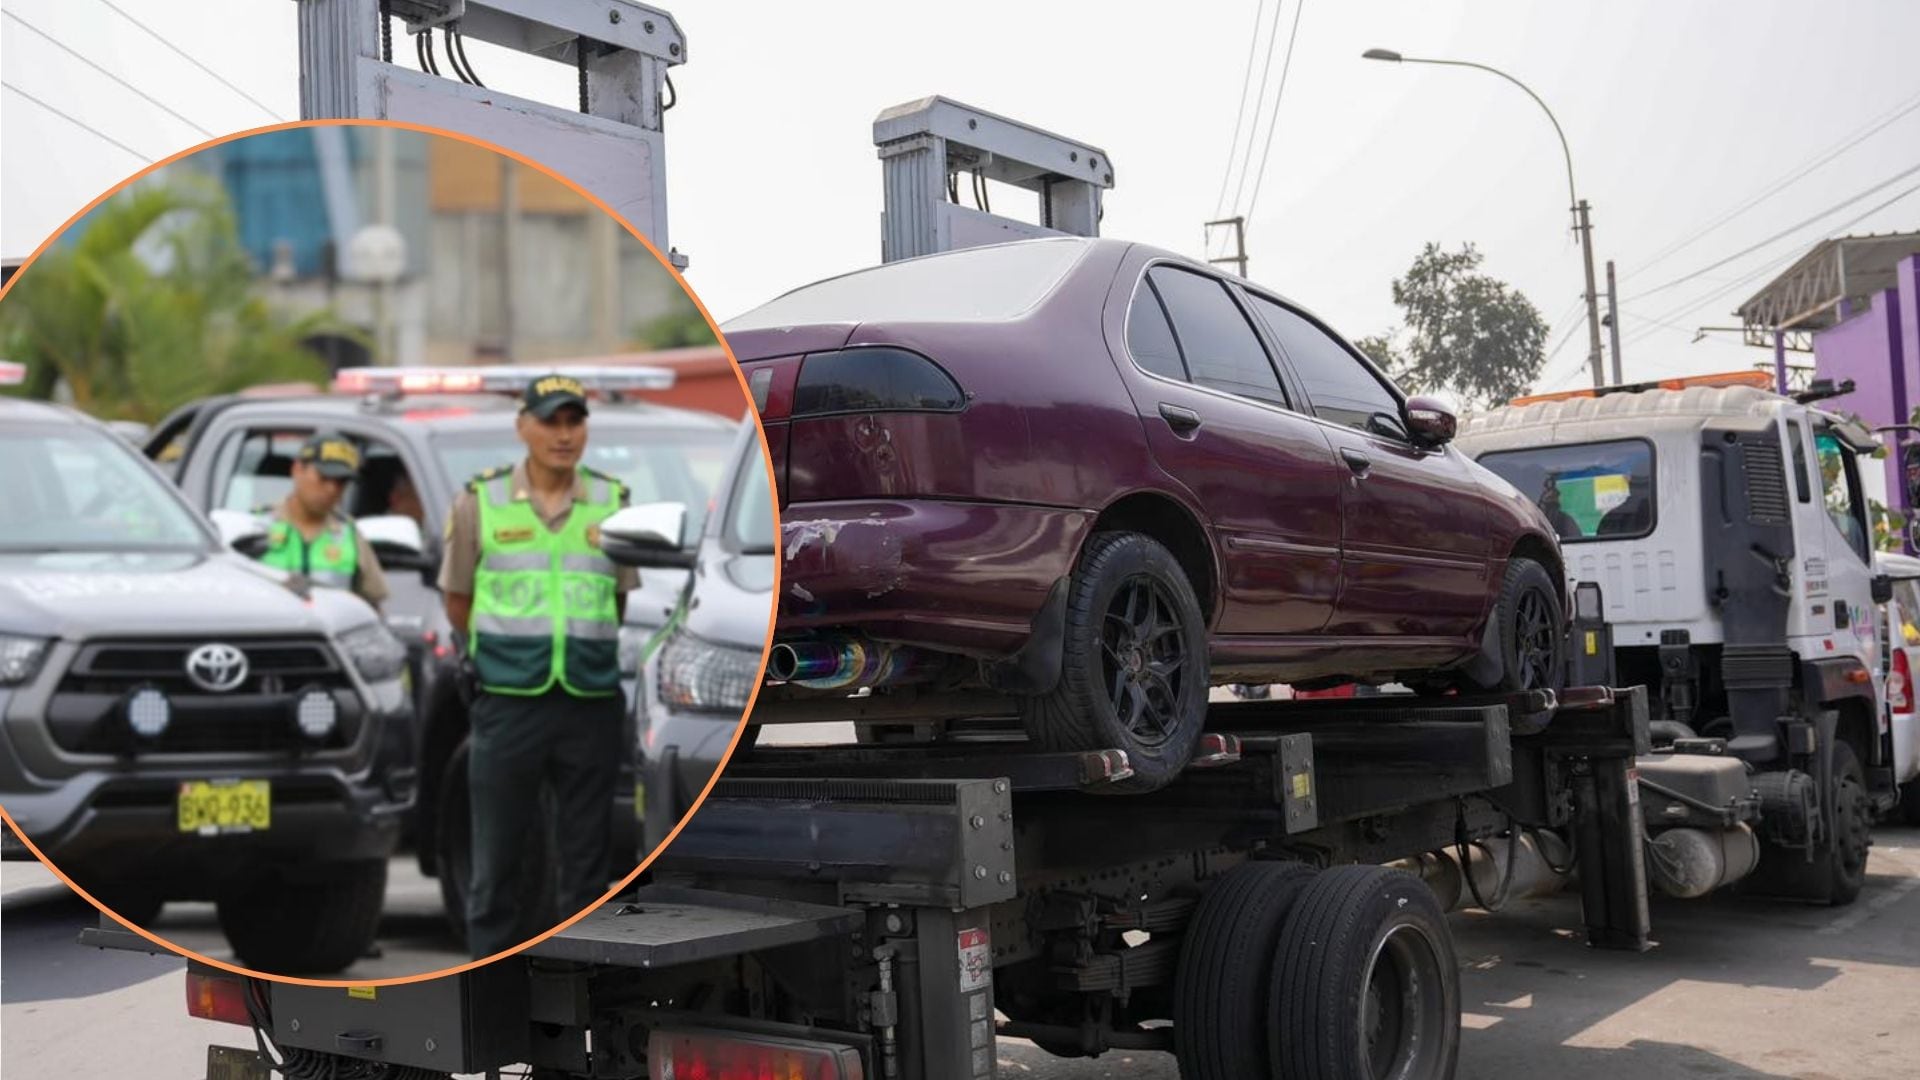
left=431, top=426, right=733, bottom=534
left=0, top=425, right=210, bottom=551
left=1478, top=439, right=1656, bottom=543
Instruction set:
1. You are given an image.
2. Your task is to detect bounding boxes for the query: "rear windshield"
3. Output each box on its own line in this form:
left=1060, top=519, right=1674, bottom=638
left=1478, top=439, right=1656, bottom=543
left=724, top=239, right=1089, bottom=330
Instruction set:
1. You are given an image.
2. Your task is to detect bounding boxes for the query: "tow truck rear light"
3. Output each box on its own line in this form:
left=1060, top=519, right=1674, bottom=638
left=0, top=360, right=24, bottom=386
left=334, top=364, right=676, bottom=398
left=1891, top=650, right=1913, bottom=715
left=185, top=970, right=253, bottom=1027
left=1511, top=369, right=1772, bottom=406
left=646, top=1026, right=864, bottom=1080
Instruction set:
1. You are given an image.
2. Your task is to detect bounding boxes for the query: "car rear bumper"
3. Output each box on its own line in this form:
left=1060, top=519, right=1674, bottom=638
left=778, top=499, right=1095, bottom=658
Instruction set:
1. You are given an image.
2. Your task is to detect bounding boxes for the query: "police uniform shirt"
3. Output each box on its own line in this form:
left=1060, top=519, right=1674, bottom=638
left=267, top=500, right=392, bottom=607
left=438, top=461, right=641, bottom=598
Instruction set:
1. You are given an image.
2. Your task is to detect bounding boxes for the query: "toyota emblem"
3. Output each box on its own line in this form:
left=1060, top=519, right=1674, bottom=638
left=185, top=643, right=249, bottom=693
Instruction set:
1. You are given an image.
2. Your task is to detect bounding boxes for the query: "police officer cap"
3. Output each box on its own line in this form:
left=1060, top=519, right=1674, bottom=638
left=297, top=431, right=361, bottom=480
left=523, top=373, right=591, bottom=420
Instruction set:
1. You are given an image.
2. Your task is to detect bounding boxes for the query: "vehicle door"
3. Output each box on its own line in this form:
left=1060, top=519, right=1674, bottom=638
left=1244, top=293, right=1491, bottom=638
left=1107, top=261, right=1344, bottom=635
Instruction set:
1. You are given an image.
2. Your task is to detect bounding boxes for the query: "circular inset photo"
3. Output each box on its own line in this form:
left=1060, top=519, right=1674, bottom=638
left=0, top=120, right=772, bottom=982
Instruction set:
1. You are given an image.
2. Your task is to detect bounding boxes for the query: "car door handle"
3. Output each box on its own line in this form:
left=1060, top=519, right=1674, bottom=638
left=1158, top=403, right=1202, bottom=436
left=1340, top=447, right=1372, bottom=476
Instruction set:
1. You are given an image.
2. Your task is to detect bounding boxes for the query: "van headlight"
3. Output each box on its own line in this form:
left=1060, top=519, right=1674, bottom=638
left=0, top=636, right=51, bottom=686
left=655, top=629, right=762, bottom=714
left=338, top=622, right=408, bottom=683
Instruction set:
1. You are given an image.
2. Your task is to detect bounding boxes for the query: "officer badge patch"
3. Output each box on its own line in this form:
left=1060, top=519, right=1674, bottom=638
left=323, top=544, right=343, bottom=562
left=493, top=526, right=536, bottom=544
left=586, top=524, right=601, bottom=548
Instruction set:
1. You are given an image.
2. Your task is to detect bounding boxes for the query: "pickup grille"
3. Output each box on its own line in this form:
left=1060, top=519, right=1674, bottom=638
left=50, top=638, right=361, bottom=754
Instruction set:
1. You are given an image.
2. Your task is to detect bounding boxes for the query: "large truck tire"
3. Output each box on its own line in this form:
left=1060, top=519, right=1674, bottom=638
left=435, top=735, right=561, bottom=946
left=1749, top=741, right=1871, bottom=906
left=218, top=859, right=387, bottom=974
left=1019, top=532, right=1209, bottom=793
left=1271, top=865, right=1460, bottom=1080
left=1173, top=860, right=1318, bottom=1079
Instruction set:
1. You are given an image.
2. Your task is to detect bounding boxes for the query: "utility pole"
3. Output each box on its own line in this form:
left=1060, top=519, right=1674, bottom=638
left=1605, top=258, right=1622, bottom=384
left=1576, top=200, right=1605, bottom=388
left=1205, top=216, right=1248, bottom=278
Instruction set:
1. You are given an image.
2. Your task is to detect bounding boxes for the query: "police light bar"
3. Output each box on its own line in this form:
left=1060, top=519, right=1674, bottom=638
left=333, top=364, right=676, bottom=397
left=0, top=360, right=25, bottom=386
left=1511, top=369, right=1771, bottom=407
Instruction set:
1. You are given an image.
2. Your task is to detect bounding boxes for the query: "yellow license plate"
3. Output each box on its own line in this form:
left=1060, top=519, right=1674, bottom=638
left=177, top=780, right=271, bottom=834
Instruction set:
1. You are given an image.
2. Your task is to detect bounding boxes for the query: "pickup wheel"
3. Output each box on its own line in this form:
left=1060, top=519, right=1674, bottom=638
left=1271, top=865, right=1460, bottom=1080
left=1173, top=860, right=1317, bottom=1079
left=436, top=735, right=561, bottom=946
left=1471, top=557, right=1565, bottom=694
left=1901, top=778, right=1920, bottom=827
left=217, top=859, right=386, bottom=975
left=1020, top=531, right=1208, bottom=793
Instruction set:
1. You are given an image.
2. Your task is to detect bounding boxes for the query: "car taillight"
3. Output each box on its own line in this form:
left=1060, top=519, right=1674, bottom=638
left=185, top=970, right=253, bottom=1027
left=646, top=1026, right=864, bottom=1080
left=1891, top=650, right=1913, bottom=715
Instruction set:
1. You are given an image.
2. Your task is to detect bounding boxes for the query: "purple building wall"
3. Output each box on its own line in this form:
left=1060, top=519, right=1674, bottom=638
left=1813, top=253, right=1920, bottom=540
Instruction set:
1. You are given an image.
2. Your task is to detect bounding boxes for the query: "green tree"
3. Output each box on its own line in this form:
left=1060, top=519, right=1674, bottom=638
left=631, top=298, right=718, bottom=350
left=1360, top=243, right=1548, bottom=409
left=0, top=177, right=347, bottom=421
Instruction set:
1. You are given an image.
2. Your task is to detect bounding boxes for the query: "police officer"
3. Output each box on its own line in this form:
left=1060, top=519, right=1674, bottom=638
left=257, top=431, right=390, bottom=612
left=439, top=375, right=636, bottom=959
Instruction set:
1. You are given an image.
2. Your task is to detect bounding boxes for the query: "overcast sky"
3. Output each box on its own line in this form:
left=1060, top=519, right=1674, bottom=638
left=5, top=0, right=1919, bottom=392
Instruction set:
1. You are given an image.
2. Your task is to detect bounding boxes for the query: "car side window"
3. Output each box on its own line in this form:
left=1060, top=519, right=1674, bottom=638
left=1249, top=294, right=1403, bottom=436
left=1124, top=279, right=1188, bottom=381
left=216, top=427, right=314, bottom=512
left=1145, top=267, right=1289, bottom=407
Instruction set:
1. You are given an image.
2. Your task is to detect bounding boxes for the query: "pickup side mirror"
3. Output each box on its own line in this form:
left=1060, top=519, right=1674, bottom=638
left=600, top=502, right=696, bottom=569
left=209, top=508, right=269, bottom=556
left=1873, top=573, right=1895, bottom=605
left=357, top=514, right=437, bottom=575
left=1403, top=394, right=1459, bottom=446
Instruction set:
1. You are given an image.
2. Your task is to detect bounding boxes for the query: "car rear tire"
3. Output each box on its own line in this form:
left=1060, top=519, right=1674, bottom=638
left=217, top=859, right=387, bottom=975
left=436, top=735, right=562, bottom=946
left=1470, top=557, right=1566, bottom=694
left=1270, top=865, right=1460, bottom=1080
left=1019, top=531, right=1209, bottom=793
left=1173, top=860, right=1318, bottom=1079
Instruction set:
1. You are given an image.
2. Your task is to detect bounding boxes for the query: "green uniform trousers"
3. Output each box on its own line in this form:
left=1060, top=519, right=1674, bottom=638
left=466, top=687, right=622, bottom=959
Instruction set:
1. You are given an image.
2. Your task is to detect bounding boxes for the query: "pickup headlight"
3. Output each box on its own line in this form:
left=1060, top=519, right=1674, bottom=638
left=655, top=629, right=762, bottom=714
left=0, top=636, right=51, bottom=686
left=338, top=622, right=408, bottom=684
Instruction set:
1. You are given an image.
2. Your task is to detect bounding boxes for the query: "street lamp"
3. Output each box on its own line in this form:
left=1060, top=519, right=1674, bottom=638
left=1364, top=48, right=1611, bottom=388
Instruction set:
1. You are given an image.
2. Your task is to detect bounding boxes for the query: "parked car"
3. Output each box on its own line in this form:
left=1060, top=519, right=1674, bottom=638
left=602, top=417, right=773, bottom=855
left=1876, top=551, right=1920, bottom=823
left=0, top=399, right=412, bottom=974
left=725, top=237, right=1565, bottom=789
left=145, top=366, right=738, bottom=937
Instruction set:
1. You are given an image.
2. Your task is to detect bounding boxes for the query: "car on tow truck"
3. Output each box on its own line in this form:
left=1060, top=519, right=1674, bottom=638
left=0, top=398, right=412, bottom=974
left=147, top=365, right=740, bottom=937
left=728, top=236, right=1568, bottom=790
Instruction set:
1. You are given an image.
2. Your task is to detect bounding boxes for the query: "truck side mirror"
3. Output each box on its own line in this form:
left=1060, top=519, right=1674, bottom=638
left=1904, top=442, right=1920, bottom=509
left=1873, top=574, right=1895, bottom=605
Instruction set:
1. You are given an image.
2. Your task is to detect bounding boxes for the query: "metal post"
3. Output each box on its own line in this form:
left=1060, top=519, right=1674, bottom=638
left=1605, top=259, right=1623, bottom=385
left=1577, top=200, right=1605, bottom=388
left=1205, top=216, right=1248, bottom=278
left=1774, top=329, right=1788, bottom=395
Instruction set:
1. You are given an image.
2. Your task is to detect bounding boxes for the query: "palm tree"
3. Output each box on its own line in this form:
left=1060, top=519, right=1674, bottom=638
left=0, top=176, right=354, bottom=421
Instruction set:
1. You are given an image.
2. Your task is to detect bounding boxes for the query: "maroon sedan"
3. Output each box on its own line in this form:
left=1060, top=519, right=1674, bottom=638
left=726, top=238, right=1564, bottom=789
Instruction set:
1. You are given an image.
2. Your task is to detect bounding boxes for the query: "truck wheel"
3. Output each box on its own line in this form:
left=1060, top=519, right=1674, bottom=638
left=1020, top=531, right=1208, bottom=793
left=1271, top=865, right=1459, bottom=1080
left=1471, top=557, right=1565, bottom=694
left=1751, top=741, right=1871, bottom=906
left=436, top=736, right=561, bottom=945
left=1173, top=860, right=1317, bottom=1079
left=217, top=860, right=386, bottom=975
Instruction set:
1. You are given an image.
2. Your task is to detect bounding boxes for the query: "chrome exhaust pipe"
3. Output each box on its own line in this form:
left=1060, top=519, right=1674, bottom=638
left=768, top=637, right=947, bottom=690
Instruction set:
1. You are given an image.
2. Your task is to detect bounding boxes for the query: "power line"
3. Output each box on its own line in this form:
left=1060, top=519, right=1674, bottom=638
left=1227, top=1, right=1286, bottom=218
left=1241, top=0, right=1307, bottom=226
left=3, top=80, right=153, bottom=162
left=95, top=0, right=285, bottom=122
left=1626, top=159, right=1920, bottom=302
left=5, top=10, right=214, bottom=138
left=1212, top=0, right=1268, bottom=220
left=1630, top=88, right=1920, bottom=278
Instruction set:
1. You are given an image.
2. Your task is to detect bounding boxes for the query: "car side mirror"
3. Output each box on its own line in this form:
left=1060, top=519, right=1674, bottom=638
left=1873, top=574, right=1895, bottom=605
left=209, top=508, right=269, bottom=556
left=1403, top=394, right=1458, bottom=446
left=601, top=502, right=696, bottom=569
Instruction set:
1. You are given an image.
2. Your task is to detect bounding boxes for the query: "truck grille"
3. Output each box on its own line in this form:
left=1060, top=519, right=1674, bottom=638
left=50, top=638, right=361, bottom=754
left=1741, top=442, right=1789, bottom=524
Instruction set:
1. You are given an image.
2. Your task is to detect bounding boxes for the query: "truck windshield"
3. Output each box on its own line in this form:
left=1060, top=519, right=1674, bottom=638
left=0, top=425, right=210, bottom=552
left=1815, top=430, right=1870, bottom=559
left=724, top=238, right=1089, bottom=330
left=431, top=426, right=733, bottom=534
left=1478, top=439, right=1656, bottom=543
